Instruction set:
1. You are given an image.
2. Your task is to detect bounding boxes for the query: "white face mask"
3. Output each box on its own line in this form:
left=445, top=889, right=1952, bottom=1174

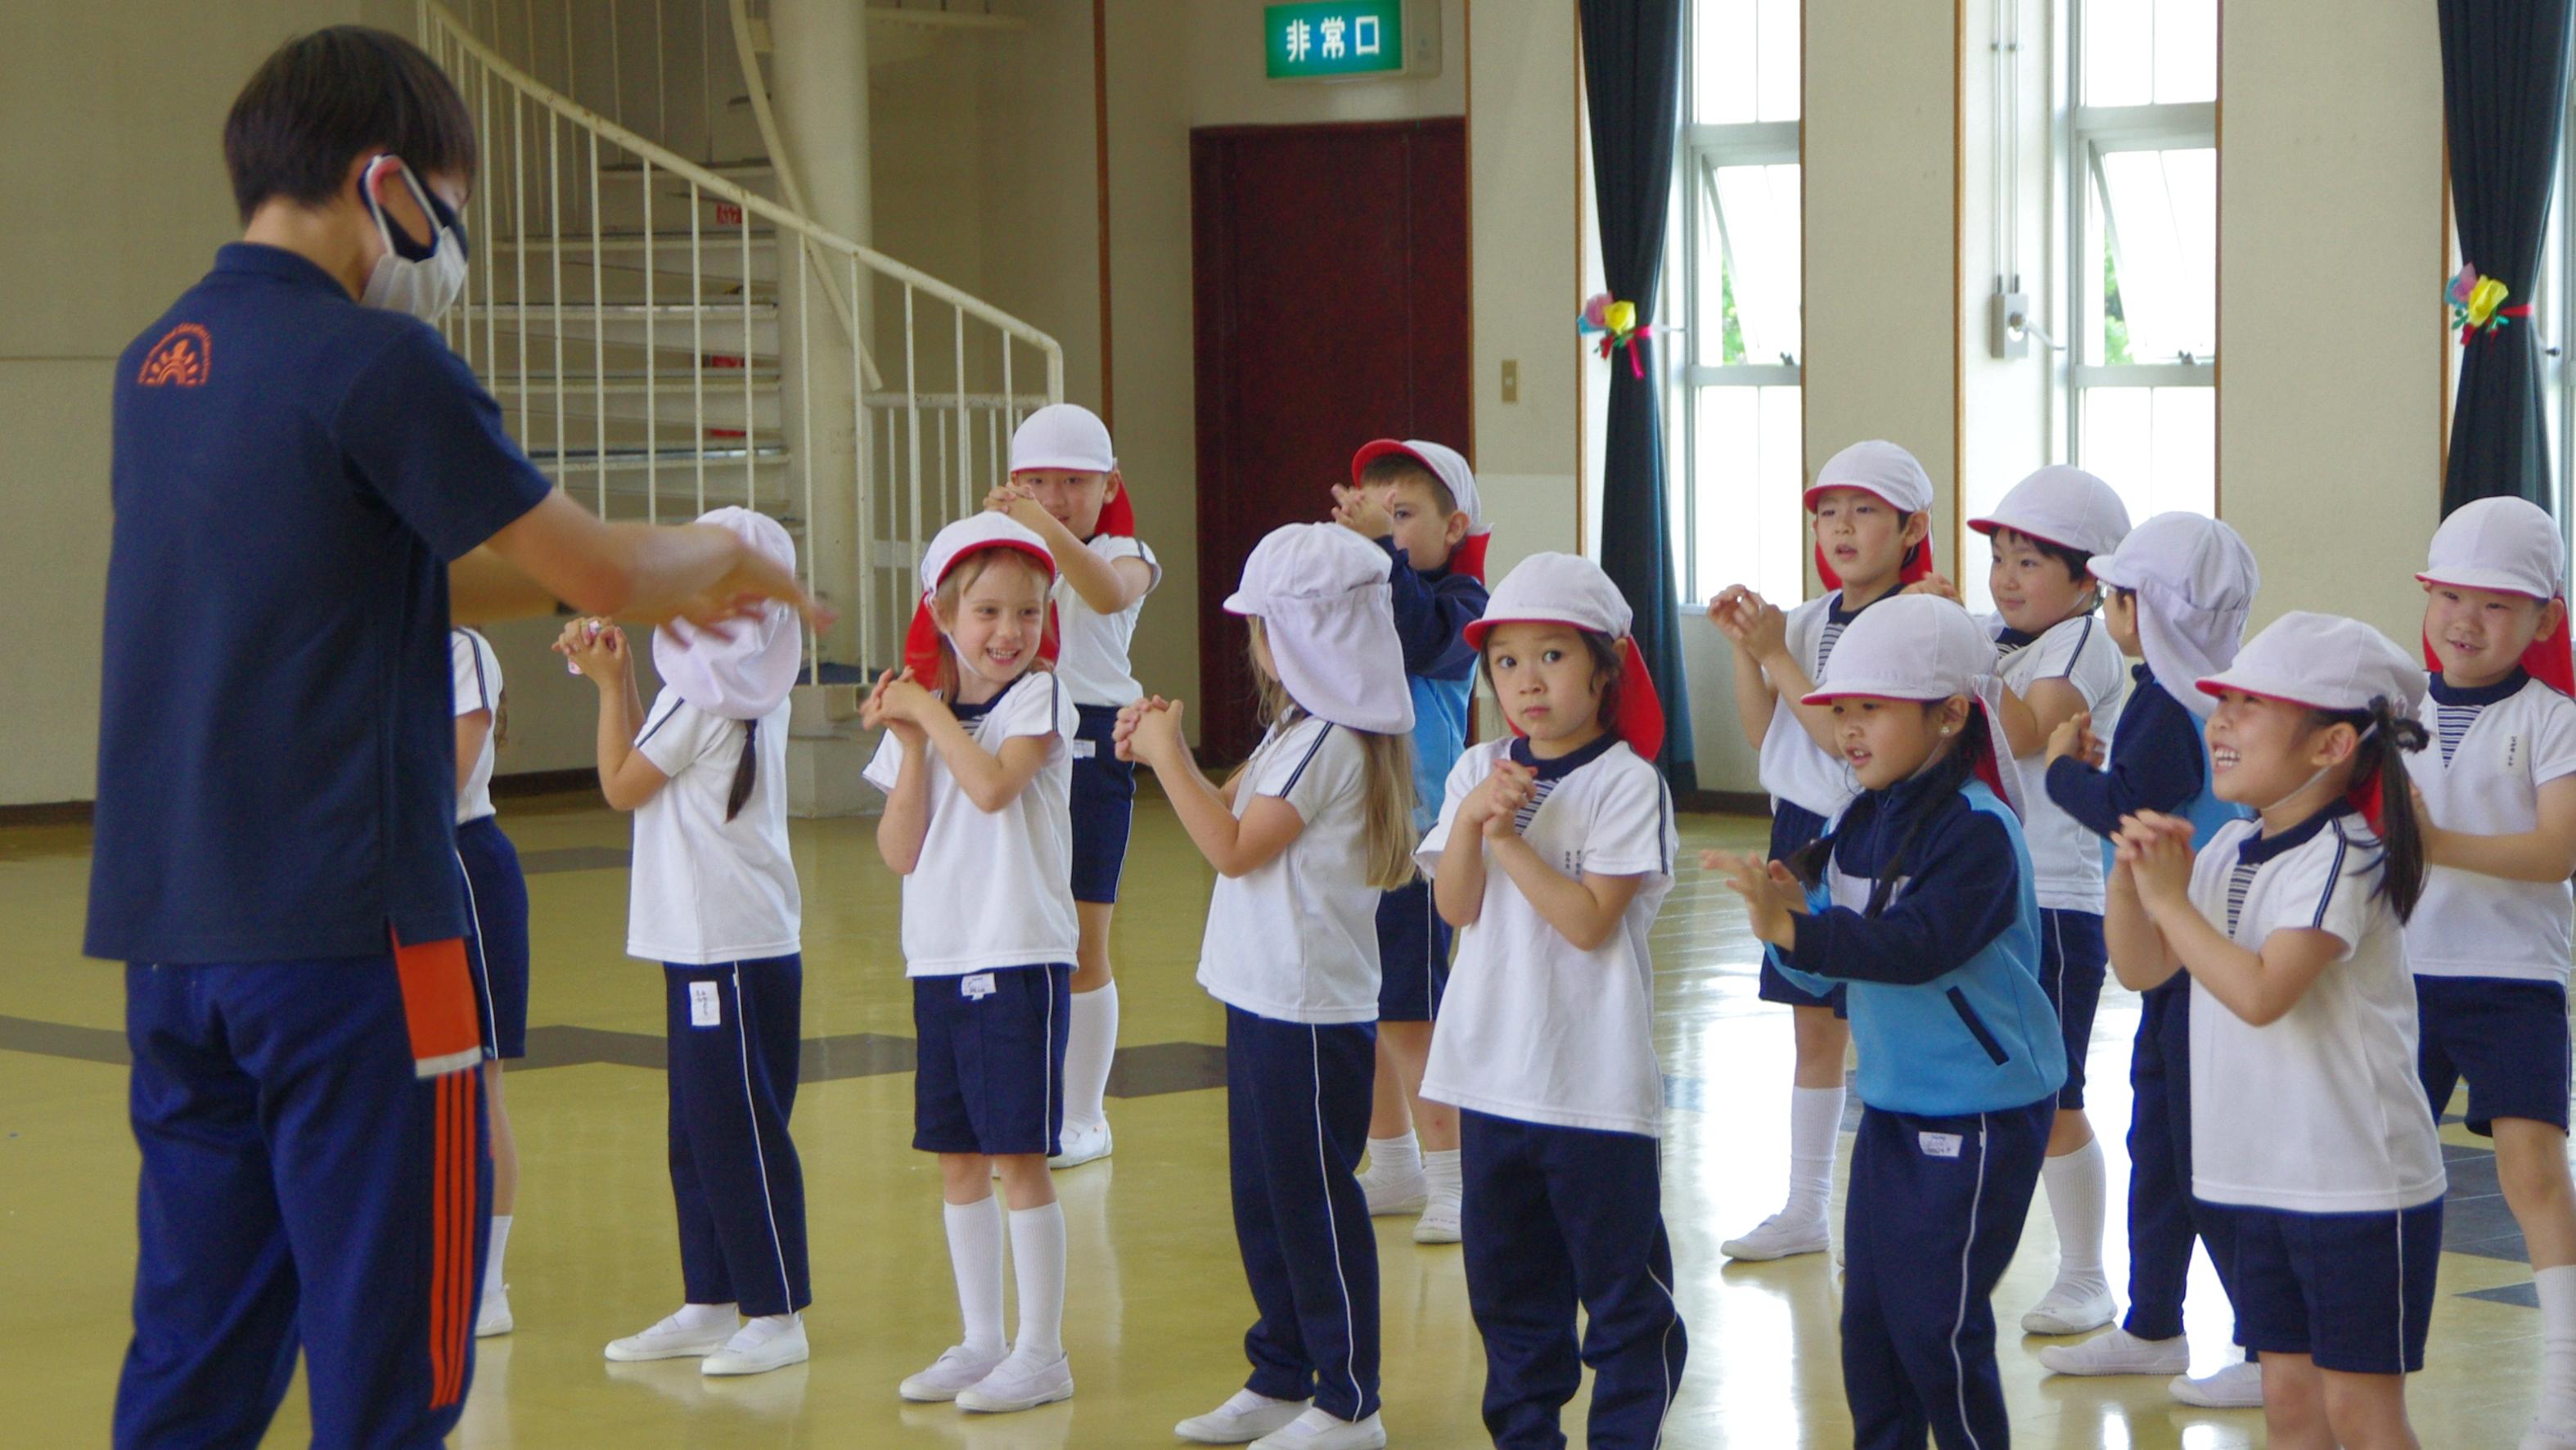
left=358, top=155, right=469, bottom=324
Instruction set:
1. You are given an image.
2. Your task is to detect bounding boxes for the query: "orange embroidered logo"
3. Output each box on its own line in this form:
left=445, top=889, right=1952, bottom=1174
left=137, top=324, right=211, bottom=388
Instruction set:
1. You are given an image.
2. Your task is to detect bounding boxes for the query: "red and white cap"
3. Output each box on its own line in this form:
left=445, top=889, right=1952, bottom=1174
left=2416, top=497, right=2574, bottom=694
left=903, top=513, right=1061, bottom=681
left=2197, top=611, right=2425, bottom=831
left=1968, top=466, right=2133, bottom=558
left=1808, top=440, right=1937, bottom=589
left=1010, top=403, right=1133, bottom=538
left=1799, top=593, right=2023, bottom=816
left=1350, top=439, right=1490, bottom=582
left=1225, top=522, right=1414, bottom=735
left=655, top=507, right=804, bottom=720
left=1462, top=552, right=1665, bottom=760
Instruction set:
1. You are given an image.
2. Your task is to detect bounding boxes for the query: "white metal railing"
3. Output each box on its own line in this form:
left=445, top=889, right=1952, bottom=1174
left=419, top=0, right=1062, bottom=679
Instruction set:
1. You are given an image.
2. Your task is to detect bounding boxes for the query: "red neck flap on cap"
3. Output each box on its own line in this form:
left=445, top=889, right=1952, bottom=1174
left=1092, top=484, right=1136, bottom=538
left=1816, top=537, right=1935, bottom=593
left=1493, top=634, right=1666, bottom=761
left=1965, top=700, right=2020, bottom=817
left=1450, top=533, right=1490, bottom=585
left=2419, top=608, right=2576, bottom=698
left=903, top=541, right=1062, bottom=683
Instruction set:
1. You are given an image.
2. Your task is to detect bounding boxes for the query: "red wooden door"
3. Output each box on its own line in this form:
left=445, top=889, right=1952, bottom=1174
left=1190, top=118, right=1470, bottom=763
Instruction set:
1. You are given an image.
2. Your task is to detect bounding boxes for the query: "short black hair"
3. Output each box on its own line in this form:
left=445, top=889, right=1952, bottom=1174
left=1358, top=455, right=1459, bottom=516
left=224, top=26, right=476, bottom=224
left=1993, top=526, right=2093, bottom=586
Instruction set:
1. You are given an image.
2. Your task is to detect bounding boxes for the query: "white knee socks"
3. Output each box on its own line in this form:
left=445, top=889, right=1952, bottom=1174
left=2539, top=1264, right=2576, bottom=1430
left=1009, top=1203, right=1068, bottom=1362
left=2042, top=1138, right=2109, bottom=1295
left=1786, top=1085, right=1844, bottom=1223
left=1063, top=983, right=1119, bottom=1133
left=943, top=1196, right=1007, bottom=1356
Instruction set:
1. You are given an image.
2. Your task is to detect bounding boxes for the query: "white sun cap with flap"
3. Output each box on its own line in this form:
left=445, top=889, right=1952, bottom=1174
left=1224, top=522, right=1414, bottom=735
left=653, top=507, right=804, bottom=720
left=2086, top=511, right=2260, bottom=719
left=1968, top=466, right=2134, bottom=557
left=1462, top=552, right=1666, bottom=759
left=1007, top=403, right=1115, bottom=475
left=1799, top=593, right=2026, bottom=816
left=2416, top=495, right=2565, bottom=600
left=2195, top=611, right=2425, bottom=718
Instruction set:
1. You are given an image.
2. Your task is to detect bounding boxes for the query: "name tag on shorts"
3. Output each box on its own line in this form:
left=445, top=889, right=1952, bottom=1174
left=1918, top=1132, right=1964, bottom=1159
left=961, top=972, right=997, bottom=1001
left=1071, top=739, right=1097, bottom=759
left=689, top=981, right=722, bottom=1027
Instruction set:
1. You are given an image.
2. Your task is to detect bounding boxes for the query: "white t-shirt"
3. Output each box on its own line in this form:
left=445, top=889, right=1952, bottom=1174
left=1418, top=737, right=1677, bottom=1137
left=1052, top=534, right=1160, bottom=708
left=1990, top=611, right=2128, bottom=912
left=1196, top=715, right=1383, bottom=1024
left=2409, top=673, right=2576, bottom=984
left=862, top=670, right=1080, bottom=976
left=2186, top=812, right=2446, bottom=1214
left=450, top=627, right=502, bottom=826
left=628, top=690, right=802, bottom=966
left=1757, top=592, right=1862, bottom=822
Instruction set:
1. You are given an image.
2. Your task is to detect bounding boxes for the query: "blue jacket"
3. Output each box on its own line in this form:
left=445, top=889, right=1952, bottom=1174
left=1770, top=777, right=2068, bottom=1117
left=1380, top=538, right=1489, bottom=832
left=2046, top=663, right=2248, bottom=858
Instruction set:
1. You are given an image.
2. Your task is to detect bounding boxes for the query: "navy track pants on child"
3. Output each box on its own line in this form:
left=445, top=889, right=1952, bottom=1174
left=116, top=948, right=489, bottom=1450
left=1460, top=1110, right=1687, bottom=1450
left=1226, top=1006, right=1381, bottom=1423
left=1842, top=1096, right=2051, bottom=1450
left=664, top=957, right=810, bottom=1317
left=2122, top=976, right=2244, bottom=1344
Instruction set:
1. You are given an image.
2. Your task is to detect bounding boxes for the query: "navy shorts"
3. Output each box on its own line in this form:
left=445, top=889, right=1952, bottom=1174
left=2416, top=975, right=2573, bottom=1135
left=2035, top=909, right=2106, bottom=1110
left=1758, top=801, right=1847, bottom=1016
left=912, top=963, right=1073, bottom=1156
left=2204, top=1198, right=2442, bottom=1375
left=1375, top=878, right=1452, bottom=1022
left=1070, top=704, right=1137, bottom=905
left=457, top=814, right=530, bottom=1060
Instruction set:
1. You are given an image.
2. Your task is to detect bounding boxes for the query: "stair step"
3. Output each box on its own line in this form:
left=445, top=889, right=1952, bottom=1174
left=528, top=441, right=790, bottom=472
left=493, top=371, right=783, bottom=391
left=599, top=158, right=776, bottom=182
left=461, top=302, right=777, bottom=321
left=457, top=302, right=779, bottom=354
left=488, top=230, right=778, bottom=255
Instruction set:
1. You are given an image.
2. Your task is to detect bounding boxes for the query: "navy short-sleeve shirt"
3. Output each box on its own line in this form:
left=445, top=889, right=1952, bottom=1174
left=85, top=244, right=554, bottom=963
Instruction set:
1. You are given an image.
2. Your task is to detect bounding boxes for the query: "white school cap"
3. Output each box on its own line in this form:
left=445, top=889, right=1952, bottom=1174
left=2416, top=496, right=2564, bottom=600
left=1463, top=552, right=1665, bottom=759
left=1008, top=403, right=1115, bottom=475
left=2195, top=611, right=2424, bottom=718
left=1968, top=466, right=2133, bottom=557
left=1806, top=440, right=1934, bottom=514
left=2087, top=511, right=2260, bottom=720
left=1224, top=523, right=1414, bottom=735
left=1799, top=592, right=2024, bottom=815
left=654, top=507, right=804, bottom=720
left=903, top=513, right=1059, bottom=679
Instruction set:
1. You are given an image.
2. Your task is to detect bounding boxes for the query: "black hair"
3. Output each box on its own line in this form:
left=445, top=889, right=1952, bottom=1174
left=224, top=26, right=476, bottom=224
left=1786, top=702, right=1993, bottom=917
left=724, top=721, right=759, bottom=822
left=1357, top=454, right=1459, bottom=516
left=2308, top=697, right=2430, bottom=922
left=1993, top=527, right=2095, bottom=594
left=1477, top=627, right=1624, bottom=731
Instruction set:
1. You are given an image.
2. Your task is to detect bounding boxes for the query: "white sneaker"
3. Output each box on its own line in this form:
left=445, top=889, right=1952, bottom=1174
left=1359, top=1165, right=1427, bottom=1217
left=1412, top=1191, right=1461, bottom=1244
left=2020, top=1281, right=2117, bottom=1335
left=475, top=1287, right=513, bottom=1339
left=702, top=1314, right=808, bottom=1376
left=1049, top=1118, right=1113, bottom=1169
left=1176, top=1389, right=1312, bottom=1443
left=1249, top=1408, right=1389, bottom=1450
left=604, top=1305, right=740, bottom=1362
left=2037, top=1327, right=2191, bottom=1377
left=1721, top=1210, right=1831, bottom=1261
left=899, top=1343, right=1010, bottom=1402
left=2169, top=1360, right=2265, bottom=1408
left=956, top=1349, right=1074, bottom=1412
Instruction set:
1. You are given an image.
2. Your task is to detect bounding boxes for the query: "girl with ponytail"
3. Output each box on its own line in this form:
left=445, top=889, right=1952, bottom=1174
left=558, top=506, right=813, bottom=1378
left=2105, top=610, right=2443, bottom=1449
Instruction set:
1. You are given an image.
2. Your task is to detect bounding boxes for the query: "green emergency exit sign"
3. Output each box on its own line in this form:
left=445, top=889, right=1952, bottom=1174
left=1265, top=2, right=1405, bottom=80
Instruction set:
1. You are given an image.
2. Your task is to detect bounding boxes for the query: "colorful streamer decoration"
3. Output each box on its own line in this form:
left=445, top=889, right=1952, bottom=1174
left=2448, top=264, right=2530, bottom=344
left=1578, top=291, right=1653, bottom=377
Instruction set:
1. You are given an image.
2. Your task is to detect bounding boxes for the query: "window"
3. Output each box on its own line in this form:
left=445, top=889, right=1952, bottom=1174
left=2066, top=0, right=2218, bottom=524
left=1672, top=0, right=1804, bottom=606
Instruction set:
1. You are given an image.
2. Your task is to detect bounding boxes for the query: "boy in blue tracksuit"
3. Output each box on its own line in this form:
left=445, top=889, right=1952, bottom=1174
left=1334, top=439, right=1491, bottom=1242
left=1713, top=594, right=2065, bottom=1450
left=2030, top=512, right=2264, bottom=1407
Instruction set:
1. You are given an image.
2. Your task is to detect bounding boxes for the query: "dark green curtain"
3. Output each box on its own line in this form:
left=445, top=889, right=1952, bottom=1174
left=1580, top=0, right=1695, bottom=788
left=2439, top=0, right=2575, bottom=515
